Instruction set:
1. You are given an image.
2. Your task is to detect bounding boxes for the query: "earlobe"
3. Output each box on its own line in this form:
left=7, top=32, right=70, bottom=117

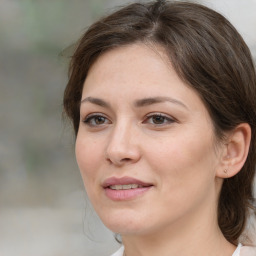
left=216, top=123, right=251, bottom=179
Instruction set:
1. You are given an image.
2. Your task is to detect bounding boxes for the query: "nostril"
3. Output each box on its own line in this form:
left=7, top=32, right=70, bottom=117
left=122, top=158, right=131, bottom=162
left=106, top=157, right=133, bottom=166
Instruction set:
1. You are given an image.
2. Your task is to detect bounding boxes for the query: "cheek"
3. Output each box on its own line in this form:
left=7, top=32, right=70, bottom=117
left=75, top=135, right=103, bottom=186
left=146, top=136, right=218, bottom=221
left=149, top=131, right=217, bottom=191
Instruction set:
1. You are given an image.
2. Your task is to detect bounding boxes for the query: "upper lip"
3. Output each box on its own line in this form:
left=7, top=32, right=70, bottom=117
left=102, top=176, right=153, bottom=188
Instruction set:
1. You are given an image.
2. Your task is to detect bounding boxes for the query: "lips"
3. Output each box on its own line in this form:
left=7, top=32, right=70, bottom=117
left=102, top=176, right=153, bottom=201
left=102, top=176, right=153, bottom=189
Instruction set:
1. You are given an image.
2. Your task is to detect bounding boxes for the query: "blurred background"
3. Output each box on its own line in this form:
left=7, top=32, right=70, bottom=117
left=0, top=0, right=255, bottom=255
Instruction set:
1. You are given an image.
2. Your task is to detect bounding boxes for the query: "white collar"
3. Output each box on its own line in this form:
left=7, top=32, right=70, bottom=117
left=232, top=243, right=242, bottom=256
left=111, top=243, right=244, bottom=256
left=110, top=246, right=124, bottom=256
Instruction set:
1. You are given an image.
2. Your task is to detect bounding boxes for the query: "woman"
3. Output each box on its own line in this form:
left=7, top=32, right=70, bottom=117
left=63, top=1, right=256, bottom=255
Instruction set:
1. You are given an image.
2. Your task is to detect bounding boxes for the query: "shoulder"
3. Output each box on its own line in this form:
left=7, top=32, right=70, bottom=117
left=233, top=243, right=256, bottom=256
left=240, top=245, right=256, bottom=256
left=110, top=246, right=124, bottom=256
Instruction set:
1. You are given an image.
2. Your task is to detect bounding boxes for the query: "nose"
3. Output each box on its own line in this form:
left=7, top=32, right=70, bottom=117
left=105, top=122, right=141, bottom=166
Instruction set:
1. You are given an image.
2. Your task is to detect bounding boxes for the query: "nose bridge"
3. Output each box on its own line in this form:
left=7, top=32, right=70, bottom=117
left=105, top=117, right=140, bottom=165
left=111, top=119, right=131, bottom=145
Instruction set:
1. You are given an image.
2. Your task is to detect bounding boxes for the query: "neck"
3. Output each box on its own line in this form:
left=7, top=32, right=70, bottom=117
left=122, top=201, right=236, bottom=256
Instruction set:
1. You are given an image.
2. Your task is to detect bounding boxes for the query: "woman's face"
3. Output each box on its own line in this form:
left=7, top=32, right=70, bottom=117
left=76, top=43, right=223, bottom=236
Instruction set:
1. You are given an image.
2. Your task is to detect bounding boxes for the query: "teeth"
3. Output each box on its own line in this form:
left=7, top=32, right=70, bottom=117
left=110, top=184, right=141, bottom=190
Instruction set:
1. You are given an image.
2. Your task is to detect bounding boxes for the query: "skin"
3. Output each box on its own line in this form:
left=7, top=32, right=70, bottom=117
left=75, top=43, right=242, bottom=256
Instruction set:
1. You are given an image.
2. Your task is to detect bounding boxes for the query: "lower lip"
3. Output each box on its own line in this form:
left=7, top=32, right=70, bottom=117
left=104, top=187, right=152, bottom=201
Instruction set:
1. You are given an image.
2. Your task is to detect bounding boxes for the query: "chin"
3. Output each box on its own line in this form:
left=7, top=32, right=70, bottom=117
left=100, top=211, right=148, bottom=235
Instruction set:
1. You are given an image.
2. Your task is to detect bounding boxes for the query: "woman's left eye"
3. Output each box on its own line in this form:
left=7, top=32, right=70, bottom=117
left=143, top=113, right=175, bottom=125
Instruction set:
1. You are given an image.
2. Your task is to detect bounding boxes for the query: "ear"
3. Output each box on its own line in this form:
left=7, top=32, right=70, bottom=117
left=216, top=123, right=251, bottom=179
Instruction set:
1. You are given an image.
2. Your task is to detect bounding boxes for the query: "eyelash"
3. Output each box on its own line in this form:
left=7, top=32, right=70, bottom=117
left=143, top=113, right=175, bottom=126
left=83, top=114, right=111, bottom=127
left=82, top=113, right=175, bottom=128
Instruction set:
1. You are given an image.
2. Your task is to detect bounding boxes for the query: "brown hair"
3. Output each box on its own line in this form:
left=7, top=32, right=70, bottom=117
left=63, top=0, right=256, bottom=244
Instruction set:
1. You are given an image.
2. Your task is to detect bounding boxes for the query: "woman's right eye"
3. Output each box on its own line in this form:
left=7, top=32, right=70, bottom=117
left=83, top=114, right=111, bottom=127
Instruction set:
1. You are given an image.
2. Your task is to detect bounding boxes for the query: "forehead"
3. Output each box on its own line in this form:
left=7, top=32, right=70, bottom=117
left=85, top=44, right=187, bottom=99
left=92, top=43, right=168, bottom=70
left=83, top=43, right=179, bottom=93
left=82, top=43, right=205, bottom=111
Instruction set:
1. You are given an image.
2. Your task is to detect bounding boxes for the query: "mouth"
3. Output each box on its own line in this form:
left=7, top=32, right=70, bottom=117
left=109, top=184, right=147, bottom=190
left=102, top=176, right=153, bottom=201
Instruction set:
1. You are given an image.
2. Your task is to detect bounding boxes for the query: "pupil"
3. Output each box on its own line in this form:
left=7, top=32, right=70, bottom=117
left=96, top=116, right=105, bottom=124
left=153, top=116, right=164, bottom=124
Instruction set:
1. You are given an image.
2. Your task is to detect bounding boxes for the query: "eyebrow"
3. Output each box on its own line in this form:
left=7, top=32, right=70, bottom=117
left=81, top=96, right=188, bottom=109
left=134, top=96, right=188, bottom=109
left=81, top=97, right=111, bottom=108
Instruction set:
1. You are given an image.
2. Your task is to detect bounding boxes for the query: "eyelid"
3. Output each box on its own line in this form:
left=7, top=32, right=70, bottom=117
left=82, top=113, right=111, bottom=126
left=143, top=112, right=176, bottom=125
left=81, top=112, right=176, bottom=127
left=82, top=112, right=107, bottom=120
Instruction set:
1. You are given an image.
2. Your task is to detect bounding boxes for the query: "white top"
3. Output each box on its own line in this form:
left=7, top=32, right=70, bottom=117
left=232, top=243, right=242, bottom=256
left=110, top=243, right=256, bottom=256
left=110, top=246, right=124, bottom=256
